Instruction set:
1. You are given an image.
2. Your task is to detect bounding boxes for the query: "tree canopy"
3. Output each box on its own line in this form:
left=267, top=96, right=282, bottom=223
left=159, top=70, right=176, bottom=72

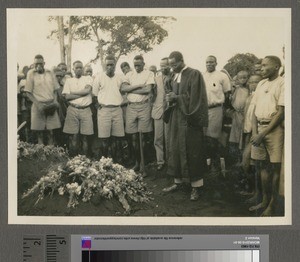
left=48, top=16, right=175, bottom=69
left=223, top=53, right=261, bottom=78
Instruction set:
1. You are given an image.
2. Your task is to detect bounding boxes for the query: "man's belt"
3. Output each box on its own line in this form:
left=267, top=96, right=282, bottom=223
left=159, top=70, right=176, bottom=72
left=121, top=102, right=128, bottom=107
left=208, top=103, right=222, bottom=109
left=258, top=120, right=271, bottom=125
left=69, top=103, right=91, bottom=109
left=128, top=99, right=149, bottom=105
left=99, top=104, right=120, bottom=108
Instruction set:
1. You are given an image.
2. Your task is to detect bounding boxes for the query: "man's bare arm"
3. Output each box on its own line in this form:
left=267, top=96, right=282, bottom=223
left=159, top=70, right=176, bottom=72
left=130, top=84, right=153, bottom=95
left=25, top=92, right=39, bottom=105
left=25, top=92, right=45, bottom=111
left=251, top=109, right=258, bottom=137
left=64, top=93, right=82, bottom=101
left=251, top=106, right=284, bottom=146
left=121, top=83, right=145, bottom=93
left=53, top=90, right=59, bottom=103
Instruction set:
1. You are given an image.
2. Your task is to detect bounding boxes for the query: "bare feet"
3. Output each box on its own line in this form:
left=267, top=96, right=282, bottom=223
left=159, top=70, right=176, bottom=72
left=245, top=192, right=260, bottom=204
left=239, top=190, right=254, bottom=196
left=249, top=202, right=266, bottom=212
left=261, top=206, right=273, bottom=217
left=162, top=184, right=181, bottom=193
left=157, top=164, right=164, bottom=171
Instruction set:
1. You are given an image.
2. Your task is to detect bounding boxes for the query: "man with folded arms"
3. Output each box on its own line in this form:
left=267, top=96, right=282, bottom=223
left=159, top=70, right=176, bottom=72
left=121, top=55, right=155, bottom=171
left=92, top=55, right=125, bottom=160
left=62, top=60, right=93, bottom=156
left=25, top=54, right=61, bottom=145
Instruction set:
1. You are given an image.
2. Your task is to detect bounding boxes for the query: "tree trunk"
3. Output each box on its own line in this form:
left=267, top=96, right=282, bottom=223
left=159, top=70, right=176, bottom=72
left=91, top=24, right=105, bottom=71
left=56, top=16, right=65, bottom=63
left=66, top=17, right=74, bottom=72
left=100, top=50, right=105, bottom=70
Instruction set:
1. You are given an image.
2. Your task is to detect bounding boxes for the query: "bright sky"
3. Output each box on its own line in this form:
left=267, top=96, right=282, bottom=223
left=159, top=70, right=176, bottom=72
left=10, top=9, right=289, bottom=75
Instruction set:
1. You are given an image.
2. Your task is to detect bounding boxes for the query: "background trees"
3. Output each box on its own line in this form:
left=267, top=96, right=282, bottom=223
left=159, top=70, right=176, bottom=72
left=223, top=53, right=261, bottom=78
left=48, top=16, right=174, bottom=70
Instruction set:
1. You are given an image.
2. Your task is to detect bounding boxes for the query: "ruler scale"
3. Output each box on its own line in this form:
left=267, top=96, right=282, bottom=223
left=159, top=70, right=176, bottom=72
left=46, top=235, right=69, bottom=262
left=23, top=235, right=44, bottom=262
left=23, top=235, right=69, bottom=262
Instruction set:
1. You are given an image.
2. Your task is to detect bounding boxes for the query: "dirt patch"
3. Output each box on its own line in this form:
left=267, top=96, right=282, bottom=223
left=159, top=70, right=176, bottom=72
left=17, top=157, right=283, bottom=217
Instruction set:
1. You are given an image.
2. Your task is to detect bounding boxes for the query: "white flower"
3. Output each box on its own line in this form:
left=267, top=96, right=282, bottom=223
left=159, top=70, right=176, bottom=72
left=23, top=151, right=153, bottom=212
left=58, top=187, right=65, bottom=195
left=75, top=186, right=81, bottom=195
left=102, top=186, right=110, bottom=194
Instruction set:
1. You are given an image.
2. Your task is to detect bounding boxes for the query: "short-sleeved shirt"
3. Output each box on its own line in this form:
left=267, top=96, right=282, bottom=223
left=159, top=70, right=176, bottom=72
left=252, top=76, right=284, bottom=121
left=61, top=75, right=71, bottom=86
left=124, top=69, right=155, bottom=103
left=203, top=70, right=231, bottom=106
left=18, top=79, right=26, bottom=93
left=62, top=75, right=93, bottom=107
left=24, top=69, right=59, bottom=102
left=92, top=73, right=124, bottom=106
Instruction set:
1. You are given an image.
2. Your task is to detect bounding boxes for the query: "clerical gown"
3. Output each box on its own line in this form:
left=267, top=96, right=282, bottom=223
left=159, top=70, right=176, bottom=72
left=166, top=67, right=208, bottom=182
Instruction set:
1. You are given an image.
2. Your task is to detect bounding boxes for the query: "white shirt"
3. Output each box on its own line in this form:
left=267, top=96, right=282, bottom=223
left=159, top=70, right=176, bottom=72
left=203, top=70, right=231, bottom=106
left=252, top=76, right=284, bottom=121
left=92, top=73, right=124, bottom=106
left=62, top=75, right=93, bottom=106
left=25, top=69, right=59, bottom=103
left=124, top=69, right=155, bottom=103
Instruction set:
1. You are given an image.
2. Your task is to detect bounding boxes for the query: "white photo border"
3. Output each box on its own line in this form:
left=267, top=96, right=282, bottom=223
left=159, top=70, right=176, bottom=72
left=7, top=8, right=292, bottom=225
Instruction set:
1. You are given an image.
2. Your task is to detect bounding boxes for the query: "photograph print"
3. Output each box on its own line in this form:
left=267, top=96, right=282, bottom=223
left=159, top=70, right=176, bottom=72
left=7, top=8, right=291, bottom=225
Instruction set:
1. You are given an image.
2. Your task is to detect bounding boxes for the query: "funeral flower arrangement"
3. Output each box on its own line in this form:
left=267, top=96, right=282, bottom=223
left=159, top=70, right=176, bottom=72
left=22, top=155, right=152, bottom=213
left=18, top=141, right=67, bottom=161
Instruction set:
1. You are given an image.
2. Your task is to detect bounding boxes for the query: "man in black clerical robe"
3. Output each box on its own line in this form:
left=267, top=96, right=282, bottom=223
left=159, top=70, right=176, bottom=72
left=163, top=51, right=208, bottom=201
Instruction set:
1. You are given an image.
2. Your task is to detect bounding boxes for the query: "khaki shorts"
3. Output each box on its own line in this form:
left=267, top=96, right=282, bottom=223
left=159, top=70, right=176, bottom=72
left=97, top=106, right=125, bottom=138
left=204, top=106, right=223, bottom=139
left=251, top=124, right=284, bottom=163
left=125, top=102, right=153, bottom=133
left=63, top=106, right=93, bottom=135
left=31, top=103, right=61, bottom=131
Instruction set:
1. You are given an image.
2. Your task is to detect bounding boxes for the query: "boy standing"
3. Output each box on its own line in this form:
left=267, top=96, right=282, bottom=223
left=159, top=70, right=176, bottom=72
left=92, top=55, right=125, bottom=160
left=24, top=55, right=61, bottom=145
left=62, top=60, right=93, bottom=156
left=250, top=56, right=284, bottom=216
left=229, top=70, right=250, bottom=164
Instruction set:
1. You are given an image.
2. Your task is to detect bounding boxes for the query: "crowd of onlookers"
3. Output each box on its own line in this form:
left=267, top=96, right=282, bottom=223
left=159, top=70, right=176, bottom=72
left=17, top=51, right=285, bottom=215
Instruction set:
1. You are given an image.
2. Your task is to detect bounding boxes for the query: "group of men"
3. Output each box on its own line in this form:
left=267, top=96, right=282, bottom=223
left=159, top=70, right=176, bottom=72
left=18, top=51, right=285, bottom=215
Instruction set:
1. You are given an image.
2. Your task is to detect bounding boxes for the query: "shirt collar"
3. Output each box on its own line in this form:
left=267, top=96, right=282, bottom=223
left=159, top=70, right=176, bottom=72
left=174, top=66, right=188, bottom=83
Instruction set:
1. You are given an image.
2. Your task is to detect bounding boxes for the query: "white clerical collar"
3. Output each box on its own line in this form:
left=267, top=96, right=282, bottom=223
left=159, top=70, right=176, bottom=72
left=174, top=66, right=188, bottom=83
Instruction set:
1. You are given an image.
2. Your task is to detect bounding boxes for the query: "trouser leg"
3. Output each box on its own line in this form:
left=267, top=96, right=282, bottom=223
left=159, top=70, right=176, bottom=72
left=154, top=118, right=165, bottom=165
